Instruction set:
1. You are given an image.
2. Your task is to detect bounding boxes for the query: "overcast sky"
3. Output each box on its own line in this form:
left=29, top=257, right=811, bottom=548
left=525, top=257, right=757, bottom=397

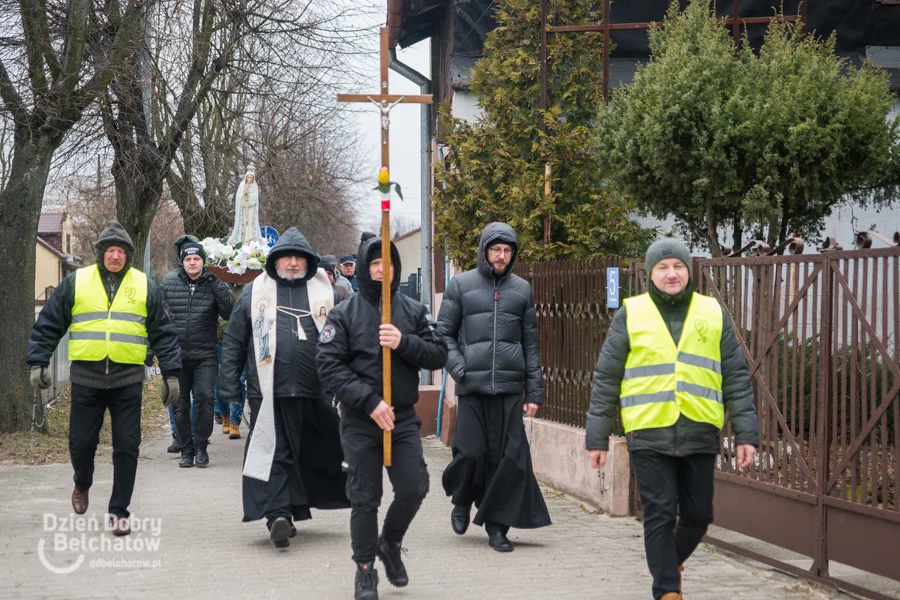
left=348, top=37, right=430, bottom=232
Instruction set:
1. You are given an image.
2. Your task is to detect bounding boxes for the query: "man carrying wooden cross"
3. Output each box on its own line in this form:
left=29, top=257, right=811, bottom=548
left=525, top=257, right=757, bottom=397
left=317, top=233, right=447, bottom=599
left=332, top=26, right=441, bottom=600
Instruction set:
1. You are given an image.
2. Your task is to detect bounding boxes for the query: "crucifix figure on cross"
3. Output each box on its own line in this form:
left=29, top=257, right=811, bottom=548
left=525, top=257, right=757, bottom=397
left=337, top=27, right=432, bottom=467
left=368, top=96, right=405, bottom=145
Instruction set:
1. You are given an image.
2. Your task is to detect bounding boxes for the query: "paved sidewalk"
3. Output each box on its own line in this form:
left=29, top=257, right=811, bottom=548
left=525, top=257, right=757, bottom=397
left=0, top=430, right=842, bottom=599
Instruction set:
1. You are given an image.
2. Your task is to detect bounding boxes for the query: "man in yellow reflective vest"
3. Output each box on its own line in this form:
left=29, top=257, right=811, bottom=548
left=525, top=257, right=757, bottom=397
left=27, top=220, right=181, bottom=535
left=586, top=239, right=759, bottom=600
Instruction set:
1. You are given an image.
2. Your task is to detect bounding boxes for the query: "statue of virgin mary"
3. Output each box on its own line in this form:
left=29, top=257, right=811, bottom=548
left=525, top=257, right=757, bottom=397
left=228, top=167, right=263, bottom=246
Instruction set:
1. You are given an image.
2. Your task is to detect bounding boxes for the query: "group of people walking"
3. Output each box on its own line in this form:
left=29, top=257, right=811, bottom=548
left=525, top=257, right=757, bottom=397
left=26, top=218, right=759, bottom=600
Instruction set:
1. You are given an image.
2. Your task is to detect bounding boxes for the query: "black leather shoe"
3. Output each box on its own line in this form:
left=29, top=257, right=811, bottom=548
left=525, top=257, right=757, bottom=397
left=376, top=535, right=408, bottom=587
left=269, top=517, right=291, bottom=549
left=167, top=435, right=179, bottom=454
left=451, top=505, right=470, bottom=535
left=488, top=531, right=514, bottom=553
left=354, top=561, right=379, bottom=600
left=195, top=447, right=209, bottom=468
left=290, top=522, right=297, bottom=538
left=179, top=451, right=194, bottom=468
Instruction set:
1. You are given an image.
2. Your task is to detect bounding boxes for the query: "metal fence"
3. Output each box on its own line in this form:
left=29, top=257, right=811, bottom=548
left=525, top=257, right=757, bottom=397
left=397, top=271, right=421, bottom=302
left=34, top=291, right=70, bottom=394
left=518, top=257, right=644, bottom=429
left=694, top=249, right=900, bottom=599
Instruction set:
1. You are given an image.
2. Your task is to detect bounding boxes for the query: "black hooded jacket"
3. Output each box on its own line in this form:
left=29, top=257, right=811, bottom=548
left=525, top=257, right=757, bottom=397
left=160, top=266, right=234, bottom=361
left=219, top=228, right=339, bottom=402
left=437, top=222, right=544, bottom=403
left=26, top=220, right=181, bottom=388
left=316, top=236, right=448, bottom=415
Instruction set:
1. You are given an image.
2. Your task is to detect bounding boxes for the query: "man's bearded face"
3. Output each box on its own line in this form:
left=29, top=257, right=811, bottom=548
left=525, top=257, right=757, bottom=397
left=275, top=255, right=308, bottom=280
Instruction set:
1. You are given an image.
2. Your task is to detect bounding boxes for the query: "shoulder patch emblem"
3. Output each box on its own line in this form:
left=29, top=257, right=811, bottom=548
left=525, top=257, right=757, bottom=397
left=319, top=324, right=336, bottom=343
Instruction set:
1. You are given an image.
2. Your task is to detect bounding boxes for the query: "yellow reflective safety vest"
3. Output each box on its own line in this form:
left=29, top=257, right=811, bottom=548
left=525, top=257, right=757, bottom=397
left=69, top=265, right=149, bottom=364
left=620, top=292, right=724, bottom=432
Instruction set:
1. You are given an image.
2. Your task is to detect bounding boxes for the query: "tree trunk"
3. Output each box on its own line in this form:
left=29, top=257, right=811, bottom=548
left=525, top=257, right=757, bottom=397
left=169, top=170, right=233, bottom=240
left=705, top=195, right=722, bottom=258
left=112, top=147, right=165, bottom=271
left=732, top=213, right=743, bottom=254
left=0, top=131, right=57, bottom=433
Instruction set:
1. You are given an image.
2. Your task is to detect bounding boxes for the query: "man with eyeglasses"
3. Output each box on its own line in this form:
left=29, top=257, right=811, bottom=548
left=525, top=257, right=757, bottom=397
left=437, top=222, right=551, bottom=553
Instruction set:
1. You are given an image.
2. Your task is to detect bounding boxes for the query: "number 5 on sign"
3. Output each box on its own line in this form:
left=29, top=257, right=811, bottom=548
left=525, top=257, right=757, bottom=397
left=607, top=267, right=620, bottom=309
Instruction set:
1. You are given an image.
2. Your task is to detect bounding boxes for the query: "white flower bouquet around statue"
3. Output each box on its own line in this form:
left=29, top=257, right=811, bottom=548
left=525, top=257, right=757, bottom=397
left=200, top=237, right=269, bottom=283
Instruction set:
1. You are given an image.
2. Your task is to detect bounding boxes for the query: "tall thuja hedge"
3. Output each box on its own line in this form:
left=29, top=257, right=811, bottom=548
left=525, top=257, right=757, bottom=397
left=433, top=0, right=653, bottom=270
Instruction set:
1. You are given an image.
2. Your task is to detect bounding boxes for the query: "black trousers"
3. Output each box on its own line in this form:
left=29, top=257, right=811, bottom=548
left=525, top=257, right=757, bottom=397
left=631, top=450, right=716, bottom=600
left=69, top=382, right=143, bottom=518
left=174, top=356, right=217, bottom=452
left=340, top=407, right=430, bottom=563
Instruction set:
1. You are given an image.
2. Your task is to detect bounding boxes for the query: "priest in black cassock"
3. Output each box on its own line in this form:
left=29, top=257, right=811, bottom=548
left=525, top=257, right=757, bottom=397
left=220, top=228, right=349, bottom=549
left=438, top=222, right=552, bottom=552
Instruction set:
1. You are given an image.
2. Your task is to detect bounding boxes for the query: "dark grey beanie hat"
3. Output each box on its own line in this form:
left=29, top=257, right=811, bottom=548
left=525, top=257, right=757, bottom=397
left=645, top=238, right=692, bottom=277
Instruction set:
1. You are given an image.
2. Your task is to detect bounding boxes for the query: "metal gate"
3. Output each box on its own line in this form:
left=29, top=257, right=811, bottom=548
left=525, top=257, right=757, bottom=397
left=694, top=248, right=900, bottom=599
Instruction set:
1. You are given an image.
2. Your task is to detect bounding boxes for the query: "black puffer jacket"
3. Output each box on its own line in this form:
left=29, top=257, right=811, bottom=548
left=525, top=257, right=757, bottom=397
left=219, top=228, right=339, bottom=402
left=160, top=268, right=234, bottom=360
left=585, top=280, right=760, bottom=455
left=26, top=220, right=181, bottom=388
left=317, top=236, right=448, bottom=415
left=437, top=222, right=543, bottom=403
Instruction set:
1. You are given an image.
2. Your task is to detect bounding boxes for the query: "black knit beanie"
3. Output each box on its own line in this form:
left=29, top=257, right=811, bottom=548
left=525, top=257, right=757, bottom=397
left=180, top=242, right=207, bottom=263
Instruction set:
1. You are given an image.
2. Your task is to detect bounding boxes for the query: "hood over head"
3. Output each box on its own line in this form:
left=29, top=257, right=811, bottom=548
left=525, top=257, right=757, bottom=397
left=356, top=235, right=402, bottom=302
left=94, top=220, right=136, bottom=270
left=477, top=222, right=519, bottom=278
left=265, top=227, right=319, bottom=283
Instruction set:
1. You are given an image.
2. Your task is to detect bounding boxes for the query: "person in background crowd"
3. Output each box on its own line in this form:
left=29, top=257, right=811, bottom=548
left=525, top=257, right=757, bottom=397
left=160, top=241, right=234, bottom=468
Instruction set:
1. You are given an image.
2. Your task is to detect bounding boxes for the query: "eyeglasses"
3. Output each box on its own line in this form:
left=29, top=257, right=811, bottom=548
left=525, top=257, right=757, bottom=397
left=487, top=246, right=513, bottom=256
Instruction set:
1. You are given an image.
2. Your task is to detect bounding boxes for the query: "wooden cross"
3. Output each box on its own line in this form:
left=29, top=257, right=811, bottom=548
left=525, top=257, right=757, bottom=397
left=337, top=27, right=432, bottom=466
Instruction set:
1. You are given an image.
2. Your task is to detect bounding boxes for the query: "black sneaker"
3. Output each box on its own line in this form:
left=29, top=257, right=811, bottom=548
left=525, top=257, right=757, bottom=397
left=354, top=561, right=379, bottom=600
left=179, top=451, right=195, bottom=468
left=167, top=435, right=179, bottom=454
left=268, top=517, right=291, bottom=549
left=195, top=447, right=209, bottom=468
left=376, top=535, right=409, bottom=587
left=214, top=414, right=223, bottom=425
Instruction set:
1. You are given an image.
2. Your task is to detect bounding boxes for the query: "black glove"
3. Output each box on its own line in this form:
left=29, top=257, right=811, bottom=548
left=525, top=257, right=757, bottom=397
left=161, top=376, right=180, bottom=407
left=30, top=365, right=52, bottom=390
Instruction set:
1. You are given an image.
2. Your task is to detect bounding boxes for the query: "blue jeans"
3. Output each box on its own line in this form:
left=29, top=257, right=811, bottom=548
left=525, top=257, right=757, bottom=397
left=214, top=343, right=246, bottom=424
